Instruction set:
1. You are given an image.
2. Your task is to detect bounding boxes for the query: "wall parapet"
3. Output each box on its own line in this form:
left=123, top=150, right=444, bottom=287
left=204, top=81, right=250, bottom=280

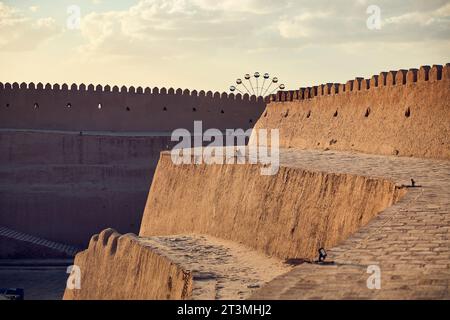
left=0, top=82, right=266, bottom=132
left=269, top=63, right=450, bottom=102
left=63, top=228, right=193, bottom=300
left=255, top=62, right=449, bottom=160
left=0, top=82, right=265, bottom=102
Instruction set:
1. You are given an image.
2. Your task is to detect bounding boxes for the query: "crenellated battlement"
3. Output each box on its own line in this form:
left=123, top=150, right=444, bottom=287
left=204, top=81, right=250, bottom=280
left=253, top=62, right=450, bottom=160
left=0, top=82, right=266, bottom=132
left=0, top=82, right=267, bottom=102
left=269, top=63, right=449, bottom=102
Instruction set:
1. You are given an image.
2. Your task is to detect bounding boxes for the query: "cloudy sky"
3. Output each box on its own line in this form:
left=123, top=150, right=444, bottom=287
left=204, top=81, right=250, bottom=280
left=1, top=0, right=449, bottom=92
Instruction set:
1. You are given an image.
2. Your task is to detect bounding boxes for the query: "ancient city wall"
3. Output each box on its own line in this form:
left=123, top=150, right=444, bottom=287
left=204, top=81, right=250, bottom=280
left=0, top=131, right=170, bottom=246
left=0, top=84, right=264, bottom=249
left=63, top=229, right=193, bottom=300
left=0, top=83, right=265, bottom=132
left=0, top=235, right=71, bottom=259
left=0, top=130, right=171, bottom=165
left=255, top=64, right=450, bottom=159
left=139, top=153, right=405, bottom=260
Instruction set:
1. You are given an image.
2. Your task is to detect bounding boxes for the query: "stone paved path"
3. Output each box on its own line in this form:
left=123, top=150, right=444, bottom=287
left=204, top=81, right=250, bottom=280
left=139, top=234, right=291, bottom=300
left=252, top=148, right=450, bottom=299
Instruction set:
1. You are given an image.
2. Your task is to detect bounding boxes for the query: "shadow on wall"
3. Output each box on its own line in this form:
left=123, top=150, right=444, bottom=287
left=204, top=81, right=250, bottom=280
left=0, top=84, right=266, bottom=132
left=0, top=84, right=266, bottom=251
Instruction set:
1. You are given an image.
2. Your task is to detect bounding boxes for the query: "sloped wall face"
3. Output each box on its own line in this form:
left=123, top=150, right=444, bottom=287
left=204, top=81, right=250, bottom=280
left=139, top=154, right=405, bottom=260
left=0, top=84, right=265, bottom=132
left=63, top=229, right=193, bottom=300
left=254, top=65, right=450, bottom=160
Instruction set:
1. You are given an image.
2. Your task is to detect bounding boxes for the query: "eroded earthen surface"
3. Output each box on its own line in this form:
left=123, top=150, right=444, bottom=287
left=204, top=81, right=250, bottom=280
left=252, top=148, right=450, bottom=299
left=138, top=234, right=292, bottom=300
left=253, top=79, right=450, bottom=160
left=140, top=151, right=404, bottom=261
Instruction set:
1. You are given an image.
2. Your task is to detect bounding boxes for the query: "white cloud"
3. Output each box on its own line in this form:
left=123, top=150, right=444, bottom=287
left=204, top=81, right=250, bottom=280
left=79, top=0, right=263, bottom=57
left=1, top=0, right=448, bottom=92
left=275, top=1, right=450, bottom=45
left=385, top=2, right=450, bottom=26
left=191, top=0, right=285, bottom=14
left=278, top=11, right=332, bottom=39
left=76, top=0, right=450, bottom=59
left=0, top=2, right=59, bottom=51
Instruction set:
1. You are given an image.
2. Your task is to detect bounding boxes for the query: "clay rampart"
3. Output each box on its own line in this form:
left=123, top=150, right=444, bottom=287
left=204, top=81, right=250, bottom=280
left=139, top=153, right=405, bottom=260
left=255, top=64, right=450, bottom=159
left=0, top=83, right=265, bottom=132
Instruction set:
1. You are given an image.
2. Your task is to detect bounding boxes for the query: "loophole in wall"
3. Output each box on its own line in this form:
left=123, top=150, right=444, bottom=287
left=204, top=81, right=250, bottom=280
left=405, top=107, right=411, bottom=118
